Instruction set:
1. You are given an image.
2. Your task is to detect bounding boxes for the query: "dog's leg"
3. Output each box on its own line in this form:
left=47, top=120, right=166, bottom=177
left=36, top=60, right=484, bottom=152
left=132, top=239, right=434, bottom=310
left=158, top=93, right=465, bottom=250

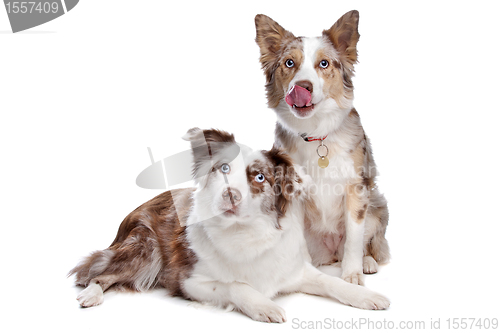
left=297, top=263, right=389, bottom=310
left=342, top=214, right=365, bottom=284
left=342, top=183, right=369, bottom=285
left=183, top=275, right=286, bottom=323
left=76, top=274, right=117, bottom=308
left=365, top=199, right=391, bottom=265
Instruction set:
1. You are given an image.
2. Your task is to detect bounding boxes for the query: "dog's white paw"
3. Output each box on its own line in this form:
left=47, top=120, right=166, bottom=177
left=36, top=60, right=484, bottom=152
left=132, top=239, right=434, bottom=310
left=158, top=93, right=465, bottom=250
left=240, top=301, right=287, bottom=323
left=363, top=256, right=378, bottom=274
left=341, top=271, right=365, bottom=286
left=350, top=289, right=390, bottom=310
left=77, top=283, right=104, bottom=308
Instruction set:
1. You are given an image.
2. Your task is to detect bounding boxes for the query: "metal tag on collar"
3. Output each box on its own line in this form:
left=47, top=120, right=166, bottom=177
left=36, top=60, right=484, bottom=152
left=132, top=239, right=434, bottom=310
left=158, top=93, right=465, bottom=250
left=317, top=139, right=329, bottom=168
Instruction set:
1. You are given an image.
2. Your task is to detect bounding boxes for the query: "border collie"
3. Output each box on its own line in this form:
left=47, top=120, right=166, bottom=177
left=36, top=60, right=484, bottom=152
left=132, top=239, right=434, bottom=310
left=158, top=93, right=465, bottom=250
left=255, top=11, right=390, bottom=285
left=70, top=128, right=389, bottom=322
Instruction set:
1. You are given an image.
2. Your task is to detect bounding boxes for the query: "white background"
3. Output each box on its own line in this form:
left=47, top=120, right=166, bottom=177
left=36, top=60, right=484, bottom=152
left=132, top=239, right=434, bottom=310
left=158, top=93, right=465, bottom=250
left=1, top=1, right=499, bottom=332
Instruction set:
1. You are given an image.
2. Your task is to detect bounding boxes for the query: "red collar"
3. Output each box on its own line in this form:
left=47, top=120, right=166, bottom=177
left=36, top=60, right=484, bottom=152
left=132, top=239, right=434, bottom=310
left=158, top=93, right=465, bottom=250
left=300, top=134, right=328, bottom=142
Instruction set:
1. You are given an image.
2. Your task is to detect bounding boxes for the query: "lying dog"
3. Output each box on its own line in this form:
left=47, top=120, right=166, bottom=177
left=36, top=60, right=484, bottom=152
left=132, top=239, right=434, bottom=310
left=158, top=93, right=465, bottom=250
left=255, top=11, right=390, bottom=285
left=70, top=128, right=389, bottom=322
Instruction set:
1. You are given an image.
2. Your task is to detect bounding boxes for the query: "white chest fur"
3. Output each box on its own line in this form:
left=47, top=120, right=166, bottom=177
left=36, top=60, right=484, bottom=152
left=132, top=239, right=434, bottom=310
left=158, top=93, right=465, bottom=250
left=187, top=205, right=309, bottom=298
left=291, top=139, right=355, bottom=233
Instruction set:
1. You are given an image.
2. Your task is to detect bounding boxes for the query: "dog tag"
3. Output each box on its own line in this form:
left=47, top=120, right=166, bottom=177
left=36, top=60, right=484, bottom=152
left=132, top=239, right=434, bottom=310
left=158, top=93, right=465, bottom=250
left=316, top=140, right=329, bottom=168
left=318, top=156, right=329, bottom=168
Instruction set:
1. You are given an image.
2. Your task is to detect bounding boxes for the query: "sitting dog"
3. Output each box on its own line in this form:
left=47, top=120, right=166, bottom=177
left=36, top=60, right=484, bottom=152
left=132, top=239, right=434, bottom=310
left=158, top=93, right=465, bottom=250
left=70, top=128, right=389, bottom=322
left=255, top=11, right=390, bottom=285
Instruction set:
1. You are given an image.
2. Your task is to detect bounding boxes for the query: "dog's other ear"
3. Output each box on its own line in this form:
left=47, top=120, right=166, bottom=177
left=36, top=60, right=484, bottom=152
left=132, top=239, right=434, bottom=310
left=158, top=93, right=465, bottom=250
left=264, top=146, right=299, bottom=219
left=323, top=10, right=360, bottom=65
left=255, top=14, right=297, bottom=74
left=183, top=128, right=236, bottom=180
left=255, top=14, right=295, bottom=56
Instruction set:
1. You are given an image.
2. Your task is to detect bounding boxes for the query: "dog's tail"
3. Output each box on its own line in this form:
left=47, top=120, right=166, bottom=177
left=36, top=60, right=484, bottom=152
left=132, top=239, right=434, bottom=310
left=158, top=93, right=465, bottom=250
left=68, top=249, right=115, bottom=287
left=68, top=204, right=166, bottom=292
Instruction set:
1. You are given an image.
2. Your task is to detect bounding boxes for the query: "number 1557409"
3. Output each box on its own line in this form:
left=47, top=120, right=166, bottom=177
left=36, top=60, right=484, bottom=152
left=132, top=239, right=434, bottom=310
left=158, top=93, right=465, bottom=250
left=5, top=1, right=60, bottom=14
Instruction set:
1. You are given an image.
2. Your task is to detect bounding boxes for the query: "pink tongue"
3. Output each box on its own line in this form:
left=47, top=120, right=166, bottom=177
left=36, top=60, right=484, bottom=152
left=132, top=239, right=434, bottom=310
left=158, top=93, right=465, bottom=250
left=285, top=85, right=312, bottom=108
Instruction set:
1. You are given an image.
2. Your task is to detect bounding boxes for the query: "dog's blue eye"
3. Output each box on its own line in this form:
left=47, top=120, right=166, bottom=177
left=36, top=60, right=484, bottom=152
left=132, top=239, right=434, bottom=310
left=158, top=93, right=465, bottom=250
left=285, top=59, right=295, bottom=68
left=221, top=163, right=230, bottom=174
left=255, top=174, right=265, bottom=183
left=319, top=60, right=329, bottom=69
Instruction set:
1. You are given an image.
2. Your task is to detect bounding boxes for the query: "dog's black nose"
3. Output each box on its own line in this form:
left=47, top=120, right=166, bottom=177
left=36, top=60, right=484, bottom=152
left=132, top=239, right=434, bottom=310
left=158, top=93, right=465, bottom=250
left=222, top=188, right=242, bottom=205
left=295, top=80, right=313, bottom=93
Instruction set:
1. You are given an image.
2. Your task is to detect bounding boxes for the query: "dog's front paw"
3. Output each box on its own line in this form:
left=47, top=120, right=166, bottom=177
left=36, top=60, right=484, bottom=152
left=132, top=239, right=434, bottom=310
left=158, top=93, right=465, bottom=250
left=240, top=301, right=287, bottom=323
left=341, top=271, right=365, bottom=286
left=77, top=283, right=104, bottom=308
left=350, top=289, right=390, bottom=310
left=363, top=256, right=378, bottom=274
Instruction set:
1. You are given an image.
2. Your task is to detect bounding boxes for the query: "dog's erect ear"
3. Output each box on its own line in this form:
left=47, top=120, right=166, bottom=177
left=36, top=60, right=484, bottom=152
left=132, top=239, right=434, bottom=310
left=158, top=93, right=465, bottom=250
left=323, top=10, right=360, bottom=65
left=183, top=128, right=236, bottom=180
left=264, top=146, right=299, bottom=219
left=255, top=14, right=295, bottom=57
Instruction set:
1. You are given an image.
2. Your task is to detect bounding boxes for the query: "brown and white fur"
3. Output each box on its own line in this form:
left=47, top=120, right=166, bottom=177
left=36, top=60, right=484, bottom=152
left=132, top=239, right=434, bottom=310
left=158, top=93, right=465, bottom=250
left=255, top=11, right=390, bottom=286
left=70, top=128, right=389, bottom=322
